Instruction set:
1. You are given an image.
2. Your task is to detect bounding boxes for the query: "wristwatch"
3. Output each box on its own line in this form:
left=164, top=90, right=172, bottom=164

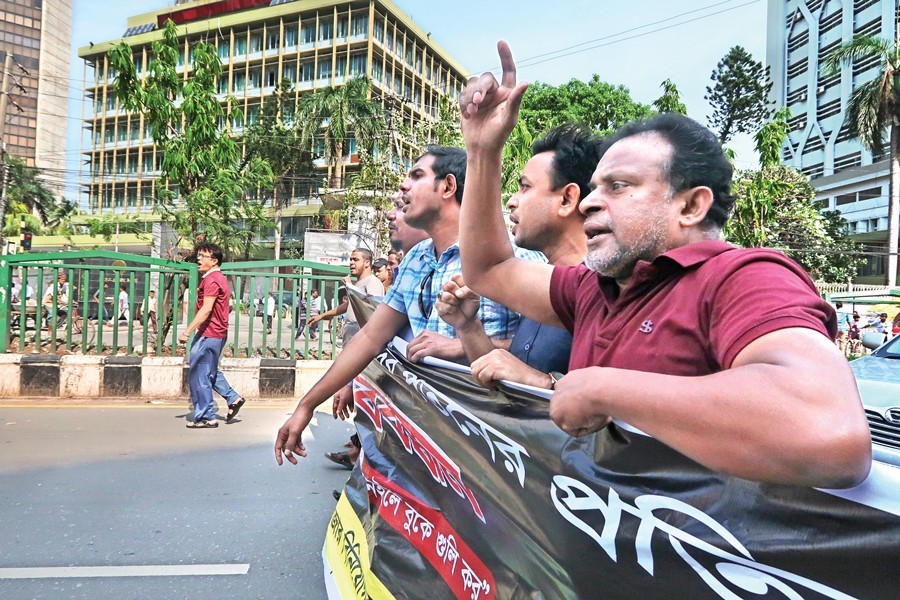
left=548, top=371, right=564, bottom=390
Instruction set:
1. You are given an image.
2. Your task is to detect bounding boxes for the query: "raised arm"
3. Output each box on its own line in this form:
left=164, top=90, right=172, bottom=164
left=275, top=303, right=407, bottom=465
left=458, top=41, right=559, bottom=327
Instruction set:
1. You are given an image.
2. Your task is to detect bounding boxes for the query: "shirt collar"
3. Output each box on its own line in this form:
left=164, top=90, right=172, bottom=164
left=202, top=266, right=221, bottom=279
left=652, top=240, right=736, bottom=270
left=593, top=240, right=736, bottom=290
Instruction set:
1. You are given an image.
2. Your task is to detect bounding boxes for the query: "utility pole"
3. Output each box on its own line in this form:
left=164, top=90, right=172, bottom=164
left=0, top=52, right=14, bottom=251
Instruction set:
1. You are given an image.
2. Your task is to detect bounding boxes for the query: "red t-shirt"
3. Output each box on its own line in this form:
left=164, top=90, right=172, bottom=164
left=196, top=269, right=230, bottom=339
left=549, top=241, right=836, bottom=374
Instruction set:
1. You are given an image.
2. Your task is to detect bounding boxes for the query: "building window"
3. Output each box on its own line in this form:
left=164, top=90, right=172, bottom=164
left=284, top=27, right=298, bottom=47
left=817, top=98, right=841, bottom=120
left=266, top=31, right=279, bottom=50
left=265, top=67, right=278, bottom=87
left=373, top=19, right=384, bottom=42
left=351, top=14, right=368, bottom=37
left=248, top=69, right=261, bottom=89
left=301, top=23, right=315, bottom=44
left=317, top=61, right=332, bottom=80
left=218, top=43, right=229, bottom=60
left=834, top=152, right=862, bottom=173
left=299, top=61, right=314, bottom=81
left=249, top=34, right=263, bottom=53
left=319, top=20, right=333, bottom=42
left=246, top=105, right=259, bottom=126
left=787, top=58, right=807, bottom=79
left=854, top=17, right=880, bottom=37
left=349, top=54, right=367, bottom=77
left=235, top=36, right=247, bottom=56
left=853, top=0, right=880, bottom=13
left=787, top=29, right=809, bottom=53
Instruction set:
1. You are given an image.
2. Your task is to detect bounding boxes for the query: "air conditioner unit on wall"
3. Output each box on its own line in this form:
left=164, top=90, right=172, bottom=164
left=817, top=85, right=825, bottom=95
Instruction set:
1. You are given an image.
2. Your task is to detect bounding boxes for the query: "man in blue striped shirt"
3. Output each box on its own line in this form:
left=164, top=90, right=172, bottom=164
left=276, top=146, right=542, bottom=466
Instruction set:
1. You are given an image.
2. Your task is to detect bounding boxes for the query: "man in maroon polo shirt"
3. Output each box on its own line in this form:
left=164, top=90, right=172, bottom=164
left=451, top=41, right=871, bottom=489
left=179, top=242, right=245, bottom=428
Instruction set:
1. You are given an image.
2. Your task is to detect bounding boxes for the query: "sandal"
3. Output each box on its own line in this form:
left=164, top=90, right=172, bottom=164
left=324, top=451, right=353, bottom=470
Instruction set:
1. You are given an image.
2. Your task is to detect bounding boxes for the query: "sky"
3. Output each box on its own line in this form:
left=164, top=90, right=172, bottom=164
left=63, top=0, right=769, bottom=205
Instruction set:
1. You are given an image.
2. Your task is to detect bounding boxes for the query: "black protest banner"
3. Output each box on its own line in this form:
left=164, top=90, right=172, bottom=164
left=322, top=337, right=900, bottom=600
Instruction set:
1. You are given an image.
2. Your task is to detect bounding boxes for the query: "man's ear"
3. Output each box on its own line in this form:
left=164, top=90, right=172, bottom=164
left=558, top=183, right=582, bottom=218
left=677, top=186, right=715, bottom=228
left=441, top=174, right=458, bottom=201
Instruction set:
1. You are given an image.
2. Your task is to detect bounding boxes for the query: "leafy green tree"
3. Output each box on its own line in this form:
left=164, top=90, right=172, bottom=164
left=84, top=213, right=147, bottom=250
left=45, top=198, right=84, bottom=238
left=295, top=76, right=384, bottom=189
left=108, top=19, right=274, bottom=256
left=823, top=35, right=900, bottom=286
left=2, top=156, right=56, bottom=230
left=241, top=79, right=314, bottom=260
left=727, top=111, right=862, bottom=282
left=652, top=79, right=687, bottom=115
left=501, top=121, right=534, bottom=199
left=727, top=165, right=861, bottom=282
left=519, top=75, right=652, bottom=135
left=705, top=46, right=772, bottom=144
left=754, top=106, right=791, bottom=168
left=412, top=95, right=464, bottom=148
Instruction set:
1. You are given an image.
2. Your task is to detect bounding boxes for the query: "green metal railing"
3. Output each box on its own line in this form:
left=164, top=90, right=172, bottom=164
left=221, top=258, right=348, bottom=359
left=0, top=251, right=349, bottom=358
left=0, top=250, right=197, bottom=355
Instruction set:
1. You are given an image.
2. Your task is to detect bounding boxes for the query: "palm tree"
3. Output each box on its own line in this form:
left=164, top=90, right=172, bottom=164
left=296, top=77, right=384, bottom=190
left=3, top=156, right=56, bottom=223
left=823, top=35, right=900, bottom=287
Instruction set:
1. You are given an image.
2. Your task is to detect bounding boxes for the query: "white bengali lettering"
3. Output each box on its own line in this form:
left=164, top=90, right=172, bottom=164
left=550, top=475, right=857, bottom=600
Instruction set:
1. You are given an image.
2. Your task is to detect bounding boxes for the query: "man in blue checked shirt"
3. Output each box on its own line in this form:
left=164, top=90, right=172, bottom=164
left=275, top=146, right=544, bottom=466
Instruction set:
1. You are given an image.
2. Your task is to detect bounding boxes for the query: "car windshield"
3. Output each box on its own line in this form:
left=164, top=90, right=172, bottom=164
left=873, top=334, right=900, bottom=359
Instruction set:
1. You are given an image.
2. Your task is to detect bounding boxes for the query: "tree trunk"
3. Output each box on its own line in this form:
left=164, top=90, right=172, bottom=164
left=889, top=122, right=900, bottom=288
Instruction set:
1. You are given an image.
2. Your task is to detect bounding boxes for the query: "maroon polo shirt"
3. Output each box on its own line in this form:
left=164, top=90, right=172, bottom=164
left=549, top=241, right=836, bottom=375
left=196, top=269, right=230, bottom=339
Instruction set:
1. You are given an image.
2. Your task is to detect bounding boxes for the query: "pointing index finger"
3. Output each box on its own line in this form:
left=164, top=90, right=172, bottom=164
left=498, top=40, right=517, bottom=90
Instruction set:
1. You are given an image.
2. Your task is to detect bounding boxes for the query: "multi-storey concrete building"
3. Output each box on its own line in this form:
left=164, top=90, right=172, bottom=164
left=767, top=0, right=899, bottom=283
left=0, top=0, right=72, bottom=199
left=77, top=0, right=468, bottom=245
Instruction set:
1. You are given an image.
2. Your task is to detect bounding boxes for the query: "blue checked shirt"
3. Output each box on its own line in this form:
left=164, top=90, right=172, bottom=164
left=384, top=237, right=545, bottom=338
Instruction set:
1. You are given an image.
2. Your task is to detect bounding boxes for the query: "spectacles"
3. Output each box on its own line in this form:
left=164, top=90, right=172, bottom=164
left=197, top=253, right=213, bottom=260
left=417, top=268, right=436, bottom=318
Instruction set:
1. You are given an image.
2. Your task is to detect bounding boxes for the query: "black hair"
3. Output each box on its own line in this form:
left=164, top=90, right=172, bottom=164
left=418, top=145, right=467, bottom=203
left=352, top=247, right=373, bottom=264
left=599, top=113, right=735, bottom=229
left=194, top=241, right=225, bottom=266
left=531, top=123, right=603, bottom=201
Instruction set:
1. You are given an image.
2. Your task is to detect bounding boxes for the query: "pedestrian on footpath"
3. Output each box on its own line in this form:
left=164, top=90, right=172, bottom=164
left=179, top=242, right=246, bottom=428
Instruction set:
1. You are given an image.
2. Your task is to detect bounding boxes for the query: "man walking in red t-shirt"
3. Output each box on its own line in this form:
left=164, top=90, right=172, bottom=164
left=179, top=242, right=245, bottom=428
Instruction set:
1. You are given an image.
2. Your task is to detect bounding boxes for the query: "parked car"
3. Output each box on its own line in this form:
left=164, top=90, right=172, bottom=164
left=850, top=333, right=900, bottom=468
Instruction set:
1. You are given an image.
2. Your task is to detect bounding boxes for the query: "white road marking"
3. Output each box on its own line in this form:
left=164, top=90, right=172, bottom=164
left=0, top=564, right=250, bottom=579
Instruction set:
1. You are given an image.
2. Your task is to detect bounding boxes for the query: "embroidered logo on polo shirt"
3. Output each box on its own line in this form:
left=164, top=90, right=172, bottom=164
left=639, top=320, right=653, bottom=334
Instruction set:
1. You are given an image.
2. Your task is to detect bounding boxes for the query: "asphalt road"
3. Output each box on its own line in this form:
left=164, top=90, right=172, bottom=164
left=0, top=402, right=355, bottom=600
